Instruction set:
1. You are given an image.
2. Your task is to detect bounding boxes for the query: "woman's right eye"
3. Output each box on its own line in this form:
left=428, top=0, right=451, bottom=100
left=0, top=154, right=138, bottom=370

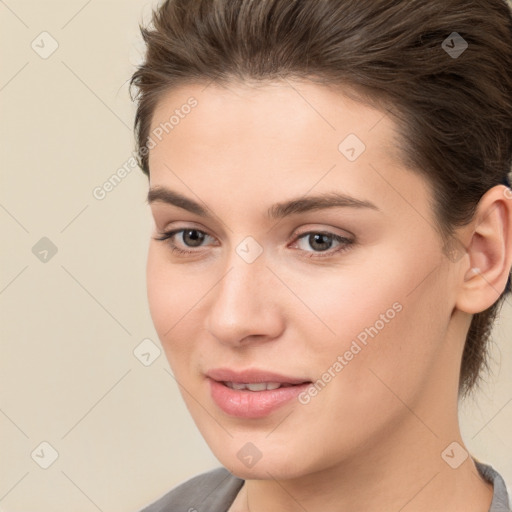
left=153, top=228, right=215, bottom=255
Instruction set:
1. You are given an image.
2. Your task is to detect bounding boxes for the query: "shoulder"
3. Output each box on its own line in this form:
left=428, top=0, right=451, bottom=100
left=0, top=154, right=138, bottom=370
left=139, top=466, right=244, bottom=512
left=474, top=459, right=512, bottom=512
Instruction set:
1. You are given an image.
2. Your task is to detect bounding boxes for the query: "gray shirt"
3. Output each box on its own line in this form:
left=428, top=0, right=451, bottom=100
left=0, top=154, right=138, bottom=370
left=140, top=459, right=511, bottom=512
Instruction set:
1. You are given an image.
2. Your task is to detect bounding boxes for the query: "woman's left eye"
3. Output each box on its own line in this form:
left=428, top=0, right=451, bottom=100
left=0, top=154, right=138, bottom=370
left=153, top=228, right=354, bottom=258
left=293, top=231, right=354, bottom=257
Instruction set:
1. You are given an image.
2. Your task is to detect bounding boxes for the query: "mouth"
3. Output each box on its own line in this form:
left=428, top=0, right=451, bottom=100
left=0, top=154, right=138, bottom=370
left=206, top=367, right=311, bottom=386
left=222, top=381, right=300, bottom=391
left=206, top=368, right=312, bottom=418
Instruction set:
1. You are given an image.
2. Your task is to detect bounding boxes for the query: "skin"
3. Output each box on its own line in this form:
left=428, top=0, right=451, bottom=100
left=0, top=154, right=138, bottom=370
left=145, top=79, right=512, bottom=512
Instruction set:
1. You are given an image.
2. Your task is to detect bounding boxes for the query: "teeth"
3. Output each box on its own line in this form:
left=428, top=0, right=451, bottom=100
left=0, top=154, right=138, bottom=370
left=246, top=383, right=268, bottom=392
left=224, top=382, right=283, bottom=391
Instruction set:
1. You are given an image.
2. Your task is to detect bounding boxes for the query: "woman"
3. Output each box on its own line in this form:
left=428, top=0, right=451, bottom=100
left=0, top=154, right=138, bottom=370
left=130, top=0, right=512, bottom=510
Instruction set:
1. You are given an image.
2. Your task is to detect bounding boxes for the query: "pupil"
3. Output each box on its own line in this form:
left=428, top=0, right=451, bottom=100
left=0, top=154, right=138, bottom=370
left=310, top=233, right=332, bottom=251
left=183, top=229, right=205, bottom=247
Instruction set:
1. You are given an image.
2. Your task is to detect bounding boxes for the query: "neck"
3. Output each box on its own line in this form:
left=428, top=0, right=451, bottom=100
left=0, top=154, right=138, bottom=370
left=233, top=422, right=493, bottom=512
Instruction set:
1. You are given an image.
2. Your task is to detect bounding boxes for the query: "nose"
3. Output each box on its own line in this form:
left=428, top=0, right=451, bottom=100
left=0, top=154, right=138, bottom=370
left=204, top=250, right=285, bottom=347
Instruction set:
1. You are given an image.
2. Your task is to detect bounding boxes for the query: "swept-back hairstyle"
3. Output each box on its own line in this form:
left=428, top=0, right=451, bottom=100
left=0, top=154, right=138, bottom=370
left=129, top=0, right=512, bottom=398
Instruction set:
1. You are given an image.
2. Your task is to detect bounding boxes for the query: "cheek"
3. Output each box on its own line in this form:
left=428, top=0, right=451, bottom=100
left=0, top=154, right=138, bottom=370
left=287, top=257, right=405, bottom=346
left=311, top=253, right=451, bottom=415
left=302, top=241, right=444, bottom=362
left=146, top=245, right=197, bottom=348
left=146, top=245, right=171, bottom=334
left=146, top=244, right=218, bottom=375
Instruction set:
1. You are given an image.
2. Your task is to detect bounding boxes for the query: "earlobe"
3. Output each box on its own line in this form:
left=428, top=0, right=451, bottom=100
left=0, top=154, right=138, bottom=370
left=455, top=185, right=512, bottom=315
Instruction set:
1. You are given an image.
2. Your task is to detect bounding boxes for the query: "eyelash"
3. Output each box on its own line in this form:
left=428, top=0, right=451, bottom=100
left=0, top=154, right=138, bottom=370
left=153, top=228, right=355, bottom=259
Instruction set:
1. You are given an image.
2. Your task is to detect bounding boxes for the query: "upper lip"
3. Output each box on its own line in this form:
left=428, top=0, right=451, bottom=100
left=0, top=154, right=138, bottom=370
left=206, top=368, right=311, bottom=385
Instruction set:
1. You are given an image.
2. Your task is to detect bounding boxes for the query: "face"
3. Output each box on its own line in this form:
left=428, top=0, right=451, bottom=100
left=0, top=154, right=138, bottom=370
left=146, top=80, right=460, bottom=480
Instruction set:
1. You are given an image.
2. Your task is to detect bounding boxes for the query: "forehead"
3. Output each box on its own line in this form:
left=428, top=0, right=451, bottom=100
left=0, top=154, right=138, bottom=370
left=147, top=80, right=433, bottom=222
left=149, top=79, right=400, bottom=163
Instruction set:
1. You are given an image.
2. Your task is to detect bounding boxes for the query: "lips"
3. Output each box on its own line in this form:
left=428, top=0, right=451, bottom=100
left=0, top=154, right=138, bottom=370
left=206, top=368, right=312, bottom=418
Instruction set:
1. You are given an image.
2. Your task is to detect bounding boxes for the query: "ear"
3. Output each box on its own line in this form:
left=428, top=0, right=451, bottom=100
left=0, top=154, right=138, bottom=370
left=455, top=185, right=512, bottom=314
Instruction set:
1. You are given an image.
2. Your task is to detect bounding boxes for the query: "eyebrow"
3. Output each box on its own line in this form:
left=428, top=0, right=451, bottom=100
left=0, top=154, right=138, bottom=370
left=147, top=186, right=380, bottom=219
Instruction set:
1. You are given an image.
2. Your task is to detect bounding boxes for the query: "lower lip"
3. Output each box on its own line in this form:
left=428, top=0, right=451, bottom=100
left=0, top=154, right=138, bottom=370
left=208, top=379, right=311, bottom=418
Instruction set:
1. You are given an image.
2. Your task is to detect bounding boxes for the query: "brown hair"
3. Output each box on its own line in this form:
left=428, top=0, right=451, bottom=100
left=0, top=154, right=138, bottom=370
left=129, top=0, right=512, bottom=398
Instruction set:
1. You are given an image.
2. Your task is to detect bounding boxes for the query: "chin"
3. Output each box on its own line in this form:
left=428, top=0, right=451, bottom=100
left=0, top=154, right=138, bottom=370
left=223, top=458, right=303, bottom=481
left=206, top=438, right=313, bottom=481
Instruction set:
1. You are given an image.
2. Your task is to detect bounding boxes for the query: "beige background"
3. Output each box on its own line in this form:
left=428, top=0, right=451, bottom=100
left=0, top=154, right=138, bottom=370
left=0, top=1, right=511, bottom=510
